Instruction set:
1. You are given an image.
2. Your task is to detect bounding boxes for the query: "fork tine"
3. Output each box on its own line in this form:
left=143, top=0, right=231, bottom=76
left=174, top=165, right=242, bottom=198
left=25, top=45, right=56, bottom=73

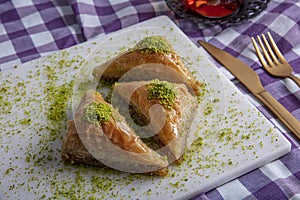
left=267, top=32, right=287, bottom=63
left=261, top=34, right=279, bottom=65
left=256, top=34, right=275, bottom=67
left=251, top=36, right=269, bottom=68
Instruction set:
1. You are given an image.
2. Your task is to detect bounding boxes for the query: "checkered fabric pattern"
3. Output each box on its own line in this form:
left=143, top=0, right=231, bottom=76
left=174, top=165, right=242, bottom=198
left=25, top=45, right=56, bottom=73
left=0, top=0, right=299, bottom=199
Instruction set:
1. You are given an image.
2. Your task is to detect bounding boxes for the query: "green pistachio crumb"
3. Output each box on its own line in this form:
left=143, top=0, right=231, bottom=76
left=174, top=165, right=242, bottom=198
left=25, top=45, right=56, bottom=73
left=146, top=189, right=152, bottom=195
left=19, top=118, right=32, bottom=125
left=169, top=181, right=180, bottom=188
left=134, top=36, right=174, bottom=54
left=147, top=79, right=176, bottom=109
left=204, top=103, right=213, bottom=116
left=82, top=102, right=113, bottom=124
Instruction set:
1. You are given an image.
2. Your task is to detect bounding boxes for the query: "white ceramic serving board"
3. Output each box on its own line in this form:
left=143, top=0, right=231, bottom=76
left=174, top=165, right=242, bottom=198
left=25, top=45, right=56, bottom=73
left=0, top=16, right=291, bottom=200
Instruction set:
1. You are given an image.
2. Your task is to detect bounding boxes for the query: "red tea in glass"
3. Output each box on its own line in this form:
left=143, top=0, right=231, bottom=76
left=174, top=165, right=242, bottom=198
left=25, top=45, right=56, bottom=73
left=185, top=0, right=244, bottom=18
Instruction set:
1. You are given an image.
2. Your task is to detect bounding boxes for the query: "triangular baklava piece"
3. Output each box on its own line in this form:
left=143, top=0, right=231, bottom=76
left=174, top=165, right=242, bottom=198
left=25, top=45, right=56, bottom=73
left=113, top=80, right=198, bottom=163
left=93, top=36, right=201, bottom=95
left=62, top=90, right=168, bottom=175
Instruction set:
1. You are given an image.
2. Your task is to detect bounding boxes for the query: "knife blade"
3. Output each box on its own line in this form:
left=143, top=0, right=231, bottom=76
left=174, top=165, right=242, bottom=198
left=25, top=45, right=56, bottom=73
left=198, top=40, right=300, bottom=139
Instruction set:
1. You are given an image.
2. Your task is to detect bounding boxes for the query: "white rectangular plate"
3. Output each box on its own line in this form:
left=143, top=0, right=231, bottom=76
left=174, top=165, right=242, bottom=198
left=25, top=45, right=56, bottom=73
left=0, top=16, right=291, bottom=200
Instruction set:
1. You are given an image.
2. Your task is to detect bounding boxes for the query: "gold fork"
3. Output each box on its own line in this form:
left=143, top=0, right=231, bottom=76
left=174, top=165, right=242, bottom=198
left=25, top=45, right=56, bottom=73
left=251, top=32, right=300, bottom=87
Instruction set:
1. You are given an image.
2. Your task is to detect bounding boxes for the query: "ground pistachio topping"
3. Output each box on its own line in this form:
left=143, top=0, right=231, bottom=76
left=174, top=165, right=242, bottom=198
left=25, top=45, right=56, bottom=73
left=82, top=101, right=113, bottom=125
left=134, top=36, right=174, bottom=54
left=47, top=81, right=74, bottom=123
left=147, top=79, right=177, bottom=109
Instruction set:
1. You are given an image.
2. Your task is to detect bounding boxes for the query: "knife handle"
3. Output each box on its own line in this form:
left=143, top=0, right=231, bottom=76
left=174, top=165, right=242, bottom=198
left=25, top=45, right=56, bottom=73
left=255, top=91, right=300, bottom=139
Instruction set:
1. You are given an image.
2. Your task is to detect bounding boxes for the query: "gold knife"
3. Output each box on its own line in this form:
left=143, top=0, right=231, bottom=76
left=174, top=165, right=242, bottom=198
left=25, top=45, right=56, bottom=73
left=198, top=40, right=300, bottom=139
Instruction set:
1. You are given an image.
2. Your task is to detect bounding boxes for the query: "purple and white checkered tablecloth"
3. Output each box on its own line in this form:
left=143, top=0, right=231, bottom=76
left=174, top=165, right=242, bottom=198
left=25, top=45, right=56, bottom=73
left=1, top=0, right=300, bottom=199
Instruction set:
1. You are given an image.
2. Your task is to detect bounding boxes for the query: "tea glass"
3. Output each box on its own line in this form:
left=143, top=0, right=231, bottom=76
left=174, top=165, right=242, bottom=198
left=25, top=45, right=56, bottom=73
left=185, top=0, right=244, bottom=18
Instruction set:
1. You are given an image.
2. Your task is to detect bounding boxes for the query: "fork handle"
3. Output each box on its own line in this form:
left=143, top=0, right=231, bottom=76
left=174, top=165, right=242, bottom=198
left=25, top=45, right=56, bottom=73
left=254, top=90, right=300, bottom=140
left=288, top=74, right=300, bottom=87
